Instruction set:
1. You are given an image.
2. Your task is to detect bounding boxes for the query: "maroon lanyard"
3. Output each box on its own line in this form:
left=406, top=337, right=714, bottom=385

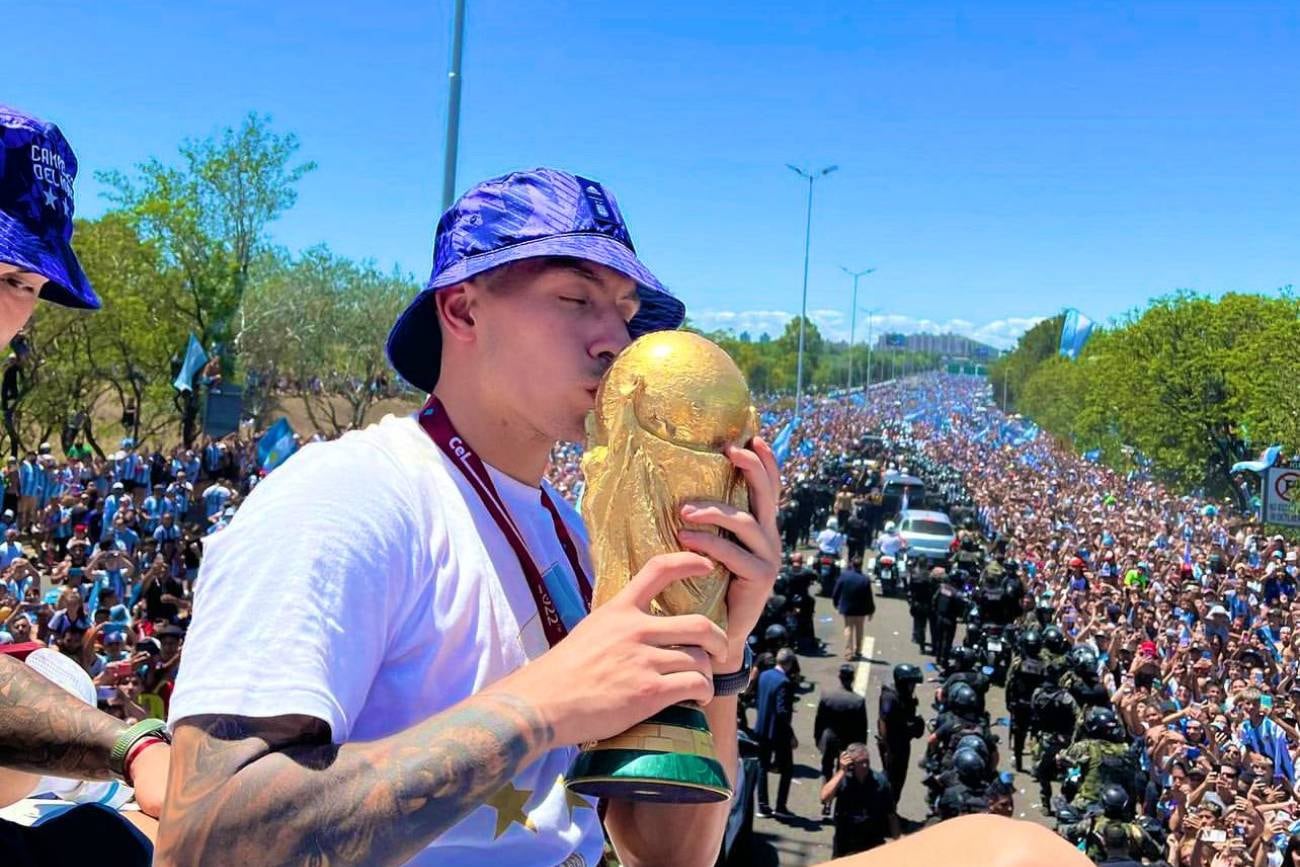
left=417, top=396, right=593, bottom=648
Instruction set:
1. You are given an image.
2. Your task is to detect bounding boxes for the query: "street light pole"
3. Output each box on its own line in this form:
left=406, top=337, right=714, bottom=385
left=440, top=0, right=467, bottom=210
left=787, top=163, right=838, bottom=419
left=841, top=266, right=875, bottom=393
left=861, top=307, right=880, bottom=392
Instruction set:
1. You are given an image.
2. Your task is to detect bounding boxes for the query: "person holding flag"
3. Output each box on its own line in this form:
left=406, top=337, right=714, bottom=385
left=255, top=417, right=297, bottom=474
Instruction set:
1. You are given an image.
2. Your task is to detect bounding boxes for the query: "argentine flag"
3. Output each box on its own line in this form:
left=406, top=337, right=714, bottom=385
left=1058, top=308, right=1095, bottom=360
left=173, top=333, right=209, bottom=392
left=257, top=418, right=298, bottom=473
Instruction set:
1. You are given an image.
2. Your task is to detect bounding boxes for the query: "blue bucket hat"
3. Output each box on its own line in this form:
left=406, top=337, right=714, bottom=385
left=0, top=105, right=100, bottom=310
left=386, top=167, right=683, bottom=393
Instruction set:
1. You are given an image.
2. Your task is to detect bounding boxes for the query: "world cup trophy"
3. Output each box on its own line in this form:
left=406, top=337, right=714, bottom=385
left=565, top=330, right=757, bottom=804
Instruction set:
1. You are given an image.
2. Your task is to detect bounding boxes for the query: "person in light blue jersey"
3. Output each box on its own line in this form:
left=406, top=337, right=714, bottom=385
left=141, top=484, right=167, bottom=534
left=109, top=516, right=139, bottom=557
left=0, top=528, right=24, bottom=569
left=35, top=443, right=59, bottom=509
left=50, top=494, right=74, bottom=556
left=167, top=470, right=193, bottom=522
left=100, top=481, right=124, bottom=539
left=152, top=512, right=180, bottom=546
left=3, top=558, right=38, bottom=601
left=17, top=449, right=39, bottom=531
left=114, top=440, right=141, bottom=494
left=88, top=542, right=135, bottom=607
left=202, top=439, right=224, bottom=481
left=201, top=479, right=232, bottom=521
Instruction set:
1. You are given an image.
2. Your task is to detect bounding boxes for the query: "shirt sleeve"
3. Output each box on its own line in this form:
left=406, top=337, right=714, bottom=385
left=167, top=436, right=428, bottom=743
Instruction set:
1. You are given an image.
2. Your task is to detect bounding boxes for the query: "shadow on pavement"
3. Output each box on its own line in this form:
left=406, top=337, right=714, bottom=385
left=791, top=762, right=822, bottom=781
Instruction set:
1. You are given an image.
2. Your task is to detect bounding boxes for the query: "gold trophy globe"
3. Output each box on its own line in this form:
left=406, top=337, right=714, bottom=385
left=565, top=330, right=757, bottom=804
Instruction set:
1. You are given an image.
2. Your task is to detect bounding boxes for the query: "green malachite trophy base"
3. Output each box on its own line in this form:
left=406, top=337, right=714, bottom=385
left=565, top=704, right=732, bottom=804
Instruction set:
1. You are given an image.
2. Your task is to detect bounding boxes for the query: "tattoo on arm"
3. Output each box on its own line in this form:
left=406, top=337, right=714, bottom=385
left=156, top=691, right=554, bottom=867
left=0, top=653, right=122, bottom=779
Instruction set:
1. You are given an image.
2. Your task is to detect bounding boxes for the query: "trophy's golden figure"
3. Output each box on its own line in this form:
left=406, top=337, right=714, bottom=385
left=565, top=330, right=757, bottom=804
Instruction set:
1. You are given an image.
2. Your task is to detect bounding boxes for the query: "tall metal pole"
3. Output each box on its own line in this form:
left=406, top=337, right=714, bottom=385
left=847, top=273, right=856, bottom=391
left=1003, top=364, right=1009, bottom=412
left=864, top=310, right=875, bottom=390
left=841, top=266, right=874, bottom=392
left=787, top=165, right=837, bottom=419
left=794, top=175, right=813, bottom=418
left=441, top=0, right=467, bottom=210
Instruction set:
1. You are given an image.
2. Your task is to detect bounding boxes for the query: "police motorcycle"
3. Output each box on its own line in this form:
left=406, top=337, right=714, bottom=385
left=817, top=551, right=840, bottom=598
left=963, top=612, right=1010, bottom=686
left=874, top=552, right=901, bottom=597
left=872, top=521, right=908, bottom=597
left=952, top=525, right=986, bottom=575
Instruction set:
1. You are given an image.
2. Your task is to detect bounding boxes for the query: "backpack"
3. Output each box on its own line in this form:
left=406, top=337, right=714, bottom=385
left=1031, top=686, right=1077, bottom=735
left=1095, top=742, right=1140, bottom=795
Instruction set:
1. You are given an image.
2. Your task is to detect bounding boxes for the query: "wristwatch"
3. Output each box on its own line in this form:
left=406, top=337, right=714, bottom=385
left=713, top=644, right=754, bottom=697
left=109, top=718, right=171, bottom=783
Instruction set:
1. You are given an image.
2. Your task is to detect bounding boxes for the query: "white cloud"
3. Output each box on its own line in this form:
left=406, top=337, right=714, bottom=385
left=690, top=308, right=1048, bottom=350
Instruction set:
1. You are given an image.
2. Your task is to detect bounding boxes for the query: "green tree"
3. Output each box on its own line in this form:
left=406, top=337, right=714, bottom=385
left=240, top=246, right=415, bottom=434
left=13, top=214, right=187, bottom=455
left=98, top=113, right=317, bottom=359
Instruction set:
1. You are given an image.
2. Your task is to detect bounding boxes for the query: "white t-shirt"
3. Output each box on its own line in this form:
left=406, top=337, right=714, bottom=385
left=816, top=528, right=845, bottom=555
left=878, top=532, right=905, bottom=557
left=168, top=413, right=604, bottom=867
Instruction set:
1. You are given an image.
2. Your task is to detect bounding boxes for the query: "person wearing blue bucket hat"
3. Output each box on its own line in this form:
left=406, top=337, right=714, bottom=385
left=386, top=167, right=684, bottom=394
left=0, top=105, right=101, bottom=351
left=162, top=168, right=783, bottom=866
left=0, top=108, right=176, bottom=867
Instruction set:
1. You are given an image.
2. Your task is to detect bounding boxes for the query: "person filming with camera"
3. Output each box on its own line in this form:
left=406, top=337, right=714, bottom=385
left=820, top=742, right=900, bottom=858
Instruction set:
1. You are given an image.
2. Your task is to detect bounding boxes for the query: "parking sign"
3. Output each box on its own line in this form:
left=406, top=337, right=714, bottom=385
left=1262, top=467, right=1300, bottom=528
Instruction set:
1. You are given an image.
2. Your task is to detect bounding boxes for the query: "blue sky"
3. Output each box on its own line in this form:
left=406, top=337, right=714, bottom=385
left=10, top=0, right=1299, bottom=348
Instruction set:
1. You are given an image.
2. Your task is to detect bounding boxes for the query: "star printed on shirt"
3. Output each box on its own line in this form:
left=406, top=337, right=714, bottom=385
left=557, top=774, right=593, bottom=822
left=41, top=186, right=58, bottom=209
left=484, top=781, right=537, bottom=839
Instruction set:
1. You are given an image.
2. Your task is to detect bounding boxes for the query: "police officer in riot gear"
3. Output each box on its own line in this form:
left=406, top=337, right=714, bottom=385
left=1057, top=784, right=1162, bottom=862
left=1058, top=707, right=1140, bottom=811
left=1061, top=644, right=1109, bottom=714
left=932, top=748, right=994, bottom=820
left=877, top=664, right=924, bottom=805
left=941, top=646, right=991, bottom=701
left=974, top=562, right=1014, bottom=626
left=908, top=564, right=939, bottom=651
left=1040, top=624, right=1070, bottom=679
left=1030, top=675, right=1079, bottom=813
left=1006, top=627, right=1049, bottom=772
left=928, top=683, right=998, bottom=769
left=931, top=569, right=968, bottom=666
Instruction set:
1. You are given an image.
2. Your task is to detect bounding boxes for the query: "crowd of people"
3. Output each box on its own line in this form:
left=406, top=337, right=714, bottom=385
left=0, top=430, right=292, bottom=721
left=739, top=374, right=1299, bottom=866
left=0, top=100, right=1279, bottom=867
left=4, top=355, right=1295, bottom=867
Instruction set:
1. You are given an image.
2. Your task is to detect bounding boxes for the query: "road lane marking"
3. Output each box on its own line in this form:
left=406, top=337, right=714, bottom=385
left=852, top=636, right=875, bottom=697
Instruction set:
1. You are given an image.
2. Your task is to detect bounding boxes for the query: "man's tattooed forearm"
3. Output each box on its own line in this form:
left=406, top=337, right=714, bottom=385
left=155, top=692, right=554, bottom=867
left=0, top=654, right=122, bottom=779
